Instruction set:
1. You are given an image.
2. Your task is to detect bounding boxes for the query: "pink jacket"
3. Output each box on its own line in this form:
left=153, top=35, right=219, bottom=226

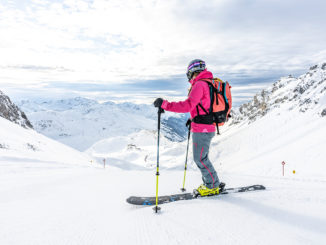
left=161, top=69, right=216, bottom=133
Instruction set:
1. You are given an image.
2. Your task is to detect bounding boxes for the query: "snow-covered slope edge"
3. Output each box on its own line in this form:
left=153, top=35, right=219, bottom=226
left=212, top=108, right=326, bottom=179
left=0, top=116, right=95, bottom=172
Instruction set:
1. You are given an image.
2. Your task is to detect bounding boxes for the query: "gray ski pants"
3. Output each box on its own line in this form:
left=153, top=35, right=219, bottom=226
left=192, top=132, right=219, bottom=189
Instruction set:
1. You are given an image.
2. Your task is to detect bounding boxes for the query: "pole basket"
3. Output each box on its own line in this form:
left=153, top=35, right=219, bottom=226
left=153, top=206, right=161, bottom=213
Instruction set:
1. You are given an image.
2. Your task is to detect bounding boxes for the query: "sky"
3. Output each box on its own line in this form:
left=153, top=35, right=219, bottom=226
left=1, top=0, right=326, bottom=106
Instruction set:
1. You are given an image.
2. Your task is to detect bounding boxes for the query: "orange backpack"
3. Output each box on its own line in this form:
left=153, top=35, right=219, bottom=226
left=193, top=78, right=232, bottom=134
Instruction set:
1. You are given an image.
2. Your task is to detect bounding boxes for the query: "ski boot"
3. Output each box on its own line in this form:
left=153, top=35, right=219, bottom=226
left=193, top=182, right=226, bottom=197
left=193, top=184, right=219, bottom=197
left=219, top=182, right=226, bottom=193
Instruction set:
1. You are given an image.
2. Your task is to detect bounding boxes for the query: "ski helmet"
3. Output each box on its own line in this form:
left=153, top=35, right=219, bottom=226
left=186, top=59, right=206, bottom=80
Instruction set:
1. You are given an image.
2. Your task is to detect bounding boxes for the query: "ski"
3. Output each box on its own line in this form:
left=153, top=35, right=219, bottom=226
left=126, top=184, right=266, bottom=206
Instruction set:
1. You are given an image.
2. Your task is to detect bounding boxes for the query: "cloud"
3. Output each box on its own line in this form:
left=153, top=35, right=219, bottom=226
left=0, top=0, right=326, bottom=105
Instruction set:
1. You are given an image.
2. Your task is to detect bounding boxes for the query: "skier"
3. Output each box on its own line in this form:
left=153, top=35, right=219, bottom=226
left=154, top=59, right=224, bottom=196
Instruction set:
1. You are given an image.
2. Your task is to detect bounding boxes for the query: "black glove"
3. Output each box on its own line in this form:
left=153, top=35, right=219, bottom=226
left=154, top=98, right=163, bottom=108
left=186, top=118, right=191, bottom=128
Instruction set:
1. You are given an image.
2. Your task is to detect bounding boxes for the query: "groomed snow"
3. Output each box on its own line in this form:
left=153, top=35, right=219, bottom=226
left=1, top=165, right=326, bottom=245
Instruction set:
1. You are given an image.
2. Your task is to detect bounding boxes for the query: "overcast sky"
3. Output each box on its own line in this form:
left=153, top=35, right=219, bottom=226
left=1, top=0, right=326, bottom=105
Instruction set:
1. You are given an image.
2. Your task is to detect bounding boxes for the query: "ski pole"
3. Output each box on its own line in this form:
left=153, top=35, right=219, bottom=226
left=181, top=121, right=191, bottom=192
left=153, top=107, right=164, bottom=213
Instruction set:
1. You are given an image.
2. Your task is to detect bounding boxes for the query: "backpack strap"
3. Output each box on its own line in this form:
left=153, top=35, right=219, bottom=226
left=197, top=103, right=209, bottom=115
left=221, top=82, right=230, bottom=116
left=203, top=79, right=225, bottom=135
left=194, top=79, right=213, bottom=117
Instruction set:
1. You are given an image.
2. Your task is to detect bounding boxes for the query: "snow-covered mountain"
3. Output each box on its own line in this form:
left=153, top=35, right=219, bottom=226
left=0, top=90, right=33, bottom=129
left=17, top=98, right=188, bottom=151
left=231, top=63, right=326, bottom=124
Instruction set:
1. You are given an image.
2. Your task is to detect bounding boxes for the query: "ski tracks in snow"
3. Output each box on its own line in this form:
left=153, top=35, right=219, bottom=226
left=1, top=166, right=326, bottom=245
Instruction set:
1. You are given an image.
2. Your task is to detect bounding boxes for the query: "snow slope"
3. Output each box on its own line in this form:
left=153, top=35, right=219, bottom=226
left=86, top=129, right=195, bottom=171
left=213, top=109, right=326, bottom=179
left=1, top=161, right=325, bottom=245
left=0, top=116, right=94, bottom=171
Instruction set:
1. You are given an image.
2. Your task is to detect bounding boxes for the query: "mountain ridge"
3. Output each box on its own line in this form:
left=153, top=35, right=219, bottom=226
left=231, top=62, right=326, bottom=125
left=0, top=90, right=33, bottom=129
